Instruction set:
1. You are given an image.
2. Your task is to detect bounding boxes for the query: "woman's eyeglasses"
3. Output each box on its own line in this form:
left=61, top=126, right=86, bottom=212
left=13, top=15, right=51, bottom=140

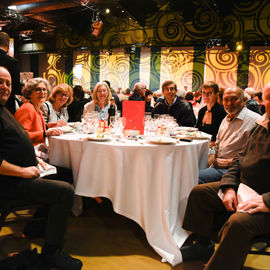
left=34, top=87, right=47, bottom=93
left=97, top=90, right=107, bottom=94
left=59, top=93, right=70, bottom=98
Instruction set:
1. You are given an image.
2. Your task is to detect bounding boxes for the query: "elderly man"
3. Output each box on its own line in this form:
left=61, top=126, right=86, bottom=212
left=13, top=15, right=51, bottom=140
left=180, top=83, right=270, bottom=270
left=129, top=81, right=147, bottom=101
left=0, top=66, right=82, bottom=270
left=199, top=87, right=260, bottom=184
left=152, top=80, right=196, bottom=126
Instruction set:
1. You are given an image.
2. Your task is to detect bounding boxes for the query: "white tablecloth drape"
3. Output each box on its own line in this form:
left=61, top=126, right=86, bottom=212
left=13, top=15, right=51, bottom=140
left=49, top=134, right=209, bottom=266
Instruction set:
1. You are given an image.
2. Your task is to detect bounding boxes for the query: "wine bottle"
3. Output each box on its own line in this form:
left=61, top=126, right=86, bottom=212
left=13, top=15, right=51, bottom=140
left=108, top=97, right=116, bottom=125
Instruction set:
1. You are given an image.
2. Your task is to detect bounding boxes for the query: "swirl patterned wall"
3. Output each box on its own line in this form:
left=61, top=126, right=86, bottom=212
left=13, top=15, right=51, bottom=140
left=35, top=0, right=270, bottom=92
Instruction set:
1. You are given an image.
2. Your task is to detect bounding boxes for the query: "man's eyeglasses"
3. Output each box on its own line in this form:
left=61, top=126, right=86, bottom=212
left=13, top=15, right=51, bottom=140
left=164, top=87, right=176, bottom=92
left=202, top=91, right=214, bottom=97
left=34, top=87, right=47, bottom=93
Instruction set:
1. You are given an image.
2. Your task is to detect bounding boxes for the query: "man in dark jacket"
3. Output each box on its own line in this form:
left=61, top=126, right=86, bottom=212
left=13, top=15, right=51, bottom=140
left=179, top=83, right=270, bottom=270
left=152, top=80, right=196, bottom=127
left=0, top=66, right=82, bottom=270
left=0, top=32, right=21, bottom=114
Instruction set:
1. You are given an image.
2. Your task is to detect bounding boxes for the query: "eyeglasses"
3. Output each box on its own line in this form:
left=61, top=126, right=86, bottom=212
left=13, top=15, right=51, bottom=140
left=59, top=93, right=70, bottom=98
left=34, top=87, right=47, bottom=93
left=97, top=90, right=107, bottom=93
left=202, top=91, right=214, bottom=97
left=164, top=87, right=176, bottom=92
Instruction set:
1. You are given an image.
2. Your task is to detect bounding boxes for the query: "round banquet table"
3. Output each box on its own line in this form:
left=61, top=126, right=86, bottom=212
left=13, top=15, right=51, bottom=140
left=48, top=133, right=209, bottom=266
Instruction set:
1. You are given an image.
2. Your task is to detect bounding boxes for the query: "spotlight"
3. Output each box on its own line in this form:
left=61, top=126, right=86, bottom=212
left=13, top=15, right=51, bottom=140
left=105, top=8, right=110, bottom=14
left=236, top=41, right=243, bottom=51
left=166, top=47, right=172, bottom=53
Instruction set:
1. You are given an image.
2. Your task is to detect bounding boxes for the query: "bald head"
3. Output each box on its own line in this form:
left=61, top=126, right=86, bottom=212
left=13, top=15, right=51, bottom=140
left=223, top=87, right=246, bottom=117
left=0, top=66, right=12, bottom=105
left=263, top=83, right=270, bottom=117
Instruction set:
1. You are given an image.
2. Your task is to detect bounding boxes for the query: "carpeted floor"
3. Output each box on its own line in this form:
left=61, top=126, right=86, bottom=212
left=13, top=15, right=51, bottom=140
left=0, top=197, right=269, bottom=270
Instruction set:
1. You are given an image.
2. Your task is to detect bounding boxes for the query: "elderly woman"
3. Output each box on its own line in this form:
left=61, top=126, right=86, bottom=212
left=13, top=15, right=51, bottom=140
left=83, top=81, right=113, bottom=120
left=196, top=81, right=227, bottom=142
left=41, top=83, right=73, bottom=125
left=15, top=77, right=63, bottom=146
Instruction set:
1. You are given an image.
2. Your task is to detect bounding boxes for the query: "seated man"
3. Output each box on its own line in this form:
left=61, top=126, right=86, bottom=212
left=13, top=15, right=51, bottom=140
left=128, top=81, right=147, bottom=101
left=180, top=83, right=270, bottom=270
left=0, top=66, right=82, bottom=270
left=152, top=80, right=196, bottom=127
left=199, top=87, right=260, bottom=184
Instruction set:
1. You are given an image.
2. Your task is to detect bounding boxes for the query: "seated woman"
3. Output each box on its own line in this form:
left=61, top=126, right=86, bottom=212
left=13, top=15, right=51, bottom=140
left=41, top=83, right=73, bottom=125
left=67, top=85, right=91, bottom=122
left=83, top=81, right=114, bottom=120
left=196, top=81, right=227, bottom=143
left=15, top=78, right=63, bottom=146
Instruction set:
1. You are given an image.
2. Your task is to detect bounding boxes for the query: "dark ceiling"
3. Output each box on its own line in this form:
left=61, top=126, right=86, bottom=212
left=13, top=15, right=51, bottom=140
left=0, top=0, right=244, bottom=42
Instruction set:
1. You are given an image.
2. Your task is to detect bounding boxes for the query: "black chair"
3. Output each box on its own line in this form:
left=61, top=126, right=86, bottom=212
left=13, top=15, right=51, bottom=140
left=0, top=199, right=44, bottom=233
left=250, top=234, right=270, bottom=255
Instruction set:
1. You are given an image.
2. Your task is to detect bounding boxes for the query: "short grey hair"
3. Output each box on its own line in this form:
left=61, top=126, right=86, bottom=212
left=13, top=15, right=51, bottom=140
left=22, top=77, right=51, bottom=100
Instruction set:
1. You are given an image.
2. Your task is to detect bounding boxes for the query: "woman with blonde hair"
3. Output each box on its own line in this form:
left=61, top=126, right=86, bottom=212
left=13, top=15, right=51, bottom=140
left=41, top=83, right=73, bottom=125
left=83, top=81, right=113, bottom=120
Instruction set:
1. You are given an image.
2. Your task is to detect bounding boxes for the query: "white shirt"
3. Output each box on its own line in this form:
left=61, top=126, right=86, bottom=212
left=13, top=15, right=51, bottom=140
left=216, top=106, right=261, bottom=159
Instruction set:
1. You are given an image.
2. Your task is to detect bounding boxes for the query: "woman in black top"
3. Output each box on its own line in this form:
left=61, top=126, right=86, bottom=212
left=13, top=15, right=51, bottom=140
left=196, top=81, right=227, bottom=142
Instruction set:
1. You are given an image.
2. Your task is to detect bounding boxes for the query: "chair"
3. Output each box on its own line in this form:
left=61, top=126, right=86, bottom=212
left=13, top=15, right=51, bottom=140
left=0, top=199, right=43, bottom=233
left=250, top=234, right=270, bottom=255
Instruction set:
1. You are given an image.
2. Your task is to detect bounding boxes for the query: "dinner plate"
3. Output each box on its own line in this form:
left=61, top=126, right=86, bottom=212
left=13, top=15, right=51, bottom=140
left=60, top=126, right=74, bottom=133
left=85, top=135, right=111, bottom=142
left=146, top=138, right=176, bottom=145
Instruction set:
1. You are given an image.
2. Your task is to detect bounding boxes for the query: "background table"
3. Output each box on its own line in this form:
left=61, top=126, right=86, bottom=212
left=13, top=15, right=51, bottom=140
left=49, top=134, right=209, bottom=266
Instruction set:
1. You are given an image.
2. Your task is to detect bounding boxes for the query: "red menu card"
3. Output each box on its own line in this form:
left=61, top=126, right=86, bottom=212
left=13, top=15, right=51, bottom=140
left=122, top=101, right=145, bottom=135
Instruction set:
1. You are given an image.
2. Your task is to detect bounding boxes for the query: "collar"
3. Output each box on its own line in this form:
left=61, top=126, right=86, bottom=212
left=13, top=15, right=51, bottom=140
left=165, top=96, right=177, bottom=106
left=256, top=113, right=269, bottom=130
left=225, top=106, right=247, bottom=122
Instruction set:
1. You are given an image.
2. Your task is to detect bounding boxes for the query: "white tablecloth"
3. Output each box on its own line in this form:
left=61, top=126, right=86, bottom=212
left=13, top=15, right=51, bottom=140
left=49, top=134, right=209, bottom=266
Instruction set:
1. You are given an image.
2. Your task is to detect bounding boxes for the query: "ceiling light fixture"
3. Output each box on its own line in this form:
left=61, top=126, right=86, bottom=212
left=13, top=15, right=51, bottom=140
left=236, top=41, right=243, bottom=51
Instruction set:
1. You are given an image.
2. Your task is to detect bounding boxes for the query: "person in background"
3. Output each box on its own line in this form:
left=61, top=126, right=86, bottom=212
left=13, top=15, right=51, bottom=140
left=0, top=32, right=21, bottom=114
left=129, top=82, right=147, bottom=101
left=196, top=81, right=227, bottom=143
left=0, top=66, right=82, bottom=270
left=83, top=81, right=113, bottom=120
left=152, top=80, right=196, bottom=127
left=41, top=83, right=73, bottom=125
left=180, top=83, right=270, bottom=270
left=145, top=89, right=155, bottom=112
left=193, top=90, right=202, bottom=104
left=15, top=77, right=63, bottom=146
left=254, top=92, right=265, bottom=114
left=184, top=91, right=195, bottom=106
left=103, top=80, right=121, bottom=110
left=67, top=85, right=91, bottom=122
left=244, top=87, right=261, bottom=114
left=199, top=87, right=260, bottom=184
left=124, top=88, right=131, bottom=97
left=117, top=88, right=129, bottom=102
left=217, top=87, right=225, bottom=105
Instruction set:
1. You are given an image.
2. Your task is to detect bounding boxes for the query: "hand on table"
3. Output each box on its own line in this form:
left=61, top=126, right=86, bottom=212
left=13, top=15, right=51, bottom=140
left=46, top=128, right=63, bottom=137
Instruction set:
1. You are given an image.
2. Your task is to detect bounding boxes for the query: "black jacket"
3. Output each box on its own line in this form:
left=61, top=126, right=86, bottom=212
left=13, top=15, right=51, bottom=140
left=0, top=49, right=21, bottom=114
